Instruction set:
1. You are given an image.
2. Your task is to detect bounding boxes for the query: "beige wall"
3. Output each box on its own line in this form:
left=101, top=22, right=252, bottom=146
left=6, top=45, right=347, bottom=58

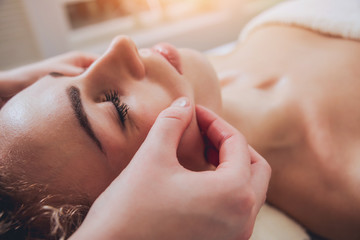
left=0, top=0, right=283, bottom=70
left=0, top=0, right=41, bottom=70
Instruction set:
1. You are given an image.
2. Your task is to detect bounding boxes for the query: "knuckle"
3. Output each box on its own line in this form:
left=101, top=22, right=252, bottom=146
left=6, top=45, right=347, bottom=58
left=231, top=128, right=246, bottom=143
left=232, top=187, right=256, bottom=215
left=236, top=131, right=247, bottom=142
left=242, top=189, right=257, bottom=210
left=219, top=131, right=245, bottom=150
left=158, top=108, right=184, bottom=121
left=228, top=132, right=248, bottom=148
left=220, top=182, right=256, bottom=214
left=241, top=228, right=254, bottom=240
left=261, top=159, right=272, bottom=176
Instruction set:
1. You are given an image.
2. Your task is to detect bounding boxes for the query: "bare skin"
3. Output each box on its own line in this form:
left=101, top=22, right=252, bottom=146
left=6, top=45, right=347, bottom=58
left=1, top=25, right=359, bottom=239
left=0, top=41, right=270, bottom=240
left=209, top=25, right=360, bottom=240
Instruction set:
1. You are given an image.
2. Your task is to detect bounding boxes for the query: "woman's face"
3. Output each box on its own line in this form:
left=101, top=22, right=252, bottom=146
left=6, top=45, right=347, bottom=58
left=0, top=36, right=221, bottom=200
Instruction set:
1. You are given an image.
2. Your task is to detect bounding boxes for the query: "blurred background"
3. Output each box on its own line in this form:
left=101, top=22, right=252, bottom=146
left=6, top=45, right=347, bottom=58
left=0, top=0, right=283, bottom=70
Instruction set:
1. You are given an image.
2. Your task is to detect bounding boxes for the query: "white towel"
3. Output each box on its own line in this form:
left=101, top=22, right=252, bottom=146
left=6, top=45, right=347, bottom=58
left=240, top=0, right=360, bottom=42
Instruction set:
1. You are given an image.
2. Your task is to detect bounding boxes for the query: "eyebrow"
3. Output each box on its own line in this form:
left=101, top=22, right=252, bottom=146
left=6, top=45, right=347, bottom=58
left=66, top=86, right=104, bottom=152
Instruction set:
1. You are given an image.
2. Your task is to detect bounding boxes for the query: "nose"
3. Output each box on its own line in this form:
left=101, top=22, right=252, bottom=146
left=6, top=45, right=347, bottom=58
left=87, top=36, right=145, bottom=80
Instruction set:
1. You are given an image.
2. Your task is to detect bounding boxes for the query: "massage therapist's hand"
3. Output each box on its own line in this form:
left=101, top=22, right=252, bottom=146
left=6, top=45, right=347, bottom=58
left=0, top=51, right=97, bottom=107
left=70, top=97, right=271, bottom=240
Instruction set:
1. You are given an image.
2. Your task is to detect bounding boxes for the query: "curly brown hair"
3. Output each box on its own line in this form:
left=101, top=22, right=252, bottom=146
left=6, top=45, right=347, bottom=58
left=0, top=164, right=90, bottom=240
left=0, top=113, right=91, bottom=240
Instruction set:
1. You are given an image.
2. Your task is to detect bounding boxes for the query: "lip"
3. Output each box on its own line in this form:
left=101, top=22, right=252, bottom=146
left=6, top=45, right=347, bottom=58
left=152, top=43, right=183, bottom=75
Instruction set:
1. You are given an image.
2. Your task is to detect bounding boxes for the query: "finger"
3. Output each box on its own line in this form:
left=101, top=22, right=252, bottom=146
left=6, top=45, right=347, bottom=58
left=62, top=51, right=99, bottom=68
left=134, top=97, right=193, bottom=166
left=249, top=146, right=271, bottom=210
left=196, top=105, right=251, bottom=175
left=75, top=52, right=99, bottom=68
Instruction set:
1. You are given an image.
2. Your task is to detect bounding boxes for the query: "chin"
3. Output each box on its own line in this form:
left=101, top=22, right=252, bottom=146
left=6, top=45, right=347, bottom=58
left=179, top=48, right=222, bottom=115
left=173, top=49, right=221, bottom=171
left=176, top=107, right=213, bottom=171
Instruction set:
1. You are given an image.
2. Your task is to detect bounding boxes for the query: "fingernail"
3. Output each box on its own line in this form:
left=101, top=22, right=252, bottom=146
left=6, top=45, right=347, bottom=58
left=172, top=97, right=189, bottom=107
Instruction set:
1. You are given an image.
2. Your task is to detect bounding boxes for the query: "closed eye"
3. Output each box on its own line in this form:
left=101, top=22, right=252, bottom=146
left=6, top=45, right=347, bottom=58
left=104, top=90, right=129, bottom=127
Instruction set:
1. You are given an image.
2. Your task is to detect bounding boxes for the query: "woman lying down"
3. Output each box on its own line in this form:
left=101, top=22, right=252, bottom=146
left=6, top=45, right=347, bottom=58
left=1, top=0, right=360, bottom=239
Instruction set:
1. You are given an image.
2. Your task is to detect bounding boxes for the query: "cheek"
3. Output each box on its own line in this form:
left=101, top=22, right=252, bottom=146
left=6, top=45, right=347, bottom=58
left=64, top=151, right=114, bottom=200
left=109, top=94, right=172, bottom=166
left=129, top=89, right=175, bottom=133
left=29, top=142, right=113, bottom=200
left=134, top=103, right=165, bottom=139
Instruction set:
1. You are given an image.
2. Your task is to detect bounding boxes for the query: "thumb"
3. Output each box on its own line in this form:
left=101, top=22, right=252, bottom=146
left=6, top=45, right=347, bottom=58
left=135, top=97, right=193, bottom=164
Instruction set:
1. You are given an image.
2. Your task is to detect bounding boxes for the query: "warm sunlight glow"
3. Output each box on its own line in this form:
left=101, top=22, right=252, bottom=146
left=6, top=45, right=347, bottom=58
left=66, top=0, right=220, bottom=29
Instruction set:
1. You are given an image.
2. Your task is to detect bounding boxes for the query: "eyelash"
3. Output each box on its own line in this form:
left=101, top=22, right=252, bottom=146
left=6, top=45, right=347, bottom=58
left=104, top=91, right=129, bottom=125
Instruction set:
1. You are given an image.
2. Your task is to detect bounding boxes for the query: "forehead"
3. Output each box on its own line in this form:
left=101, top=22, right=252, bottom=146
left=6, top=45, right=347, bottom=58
left=0, top=77, right=90, bottom=177
left=0, top=76, right=108, bottom=193
left=0, top=76, right=73, bottom=139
